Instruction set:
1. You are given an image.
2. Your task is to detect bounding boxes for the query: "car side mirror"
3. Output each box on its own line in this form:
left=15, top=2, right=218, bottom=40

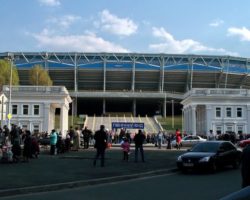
left=187, top=149, right=191, bottom=152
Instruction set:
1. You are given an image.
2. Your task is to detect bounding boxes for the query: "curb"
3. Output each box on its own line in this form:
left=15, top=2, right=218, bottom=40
left=0, top=168, right=178, bottom=197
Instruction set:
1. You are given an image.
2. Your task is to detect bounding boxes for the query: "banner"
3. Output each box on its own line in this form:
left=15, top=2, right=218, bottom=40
left=112, top=122, right=144, bottom=129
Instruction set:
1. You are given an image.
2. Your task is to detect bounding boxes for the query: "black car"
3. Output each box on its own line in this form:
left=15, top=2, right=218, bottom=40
left=176, top=141, right=242, bottom=172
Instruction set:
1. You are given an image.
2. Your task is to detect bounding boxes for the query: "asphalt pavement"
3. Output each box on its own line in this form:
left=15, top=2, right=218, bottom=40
left=0, top=145, right=183, bottom=198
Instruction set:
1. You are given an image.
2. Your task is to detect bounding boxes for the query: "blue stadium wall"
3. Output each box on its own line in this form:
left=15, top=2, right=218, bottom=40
left=1, top=52, right=250, bottom=116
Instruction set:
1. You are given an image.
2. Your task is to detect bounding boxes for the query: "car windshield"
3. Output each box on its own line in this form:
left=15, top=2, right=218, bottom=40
left=190, top=142, right=220, bottom=153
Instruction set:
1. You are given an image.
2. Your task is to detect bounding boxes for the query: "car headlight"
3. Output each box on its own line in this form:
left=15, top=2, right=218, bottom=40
left=199, top=156, right=210, bottom=162
left=177, top=155, right=182, bottom=161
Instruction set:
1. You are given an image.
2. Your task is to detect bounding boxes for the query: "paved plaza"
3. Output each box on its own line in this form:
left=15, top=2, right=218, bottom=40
left=0, top=146, right=183, bottom=197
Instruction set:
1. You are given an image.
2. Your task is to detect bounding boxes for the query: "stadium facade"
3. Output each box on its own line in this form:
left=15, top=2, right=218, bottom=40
left=1, top=52, right=250, bottom=117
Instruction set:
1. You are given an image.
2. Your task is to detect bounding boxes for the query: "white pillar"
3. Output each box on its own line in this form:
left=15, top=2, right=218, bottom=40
left=44, top=103, right=50, bottom=132
left=103, top=98, right=106, bottom=115
left=163, top=97, right=166, bottom=118
left=206, top=105, right=212, bottom=135
left=247, top=105, right=250, bottom=134
left=185, top=107, right=188, bottom=134
left=191, top=105, right=197, bottom=135
left=60, top=103, right=69, bottom=138
left=187, top=106, right=191, bottom=134
left=132, top=99, right=136, bottom=117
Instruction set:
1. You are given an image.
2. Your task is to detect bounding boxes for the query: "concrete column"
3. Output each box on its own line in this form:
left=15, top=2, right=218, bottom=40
left=187, top=106, right=190, bottom=134
left=182, top=108, right=185, bottom=133
left=103, top=58, right=106, bottom=92
left=159, top=56, right=164, bottom=92
left=74, top=53, right=78, bottom=93
left=72, top=98, right=78, bottom=116
left=133, top=99, right=136, bottom=117
left=191, top=105, right=197, bottom=135
left=43, top=103, right=50, bottom=132
left=60, top=104, right=69, bottom=138
left=163, top=97, right=166, bottom=118
left=103, top=98, right=106, bottom=115
left=206, top=105, right=212, bottom=135
left=131, top=58, right=135, bottom=91
left=247, top=105, right=250, bottom=134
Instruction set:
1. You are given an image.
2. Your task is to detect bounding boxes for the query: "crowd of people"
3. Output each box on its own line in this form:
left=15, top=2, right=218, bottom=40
left=0, top=124, right=40, bottom=163
left=1, top=123, right=250, bottom=165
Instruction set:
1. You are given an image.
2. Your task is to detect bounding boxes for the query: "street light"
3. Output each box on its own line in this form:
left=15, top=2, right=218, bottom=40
left=171, top=99, right=175, bottom=129
left=71, top=98, right=74, bottom=126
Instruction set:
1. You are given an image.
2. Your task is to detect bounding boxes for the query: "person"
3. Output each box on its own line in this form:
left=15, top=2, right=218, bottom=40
left=208, top=129, right=215, bottom=141
left=12, top=140, right=21, bottom=162
left=68, top=126, right=75, bottom=149
left=50, top=129, right=58, bottom=155
left=23, top=130, right=32, bottom=162
left=241, top=144, right=250, bottom=188
left=73, top=127, right=80, bottom=151
left=31, top=135, right=40, bottom=158
left=2, top=125, right=10, bottom=145
left=134, top=129, right=146, bottom=162
left=82, top=126, right=92, bottom=149
left=157, top=131, right=164, bottom=149
left=121, top=137, right=130, bottom=162
left=166, top=134, right=172, bottom=149
left=64, top=133, right=71, bottom=152
left=93, top=125, right=107, bottom=167
left=176, top=129, right=182, bottom=150
left=10, top=124, right=19, bottom=145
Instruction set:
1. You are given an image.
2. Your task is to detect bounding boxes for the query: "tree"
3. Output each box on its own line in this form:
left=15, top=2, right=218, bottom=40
left=29, top=65, right=53, bottom=86
left=0, top=59, right=19, bottom=90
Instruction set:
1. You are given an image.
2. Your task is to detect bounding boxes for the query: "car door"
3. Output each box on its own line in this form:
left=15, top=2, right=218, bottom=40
left=182, top=136, right=192, bottom=147
left=223, top=142, right=238, bottom=164
left=191, top=136, right=200, bottom=146
left=217, top=142, right=234, bottom=166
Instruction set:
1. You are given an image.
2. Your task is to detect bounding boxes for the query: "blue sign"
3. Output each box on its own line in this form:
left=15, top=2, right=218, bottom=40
left=112, top=122, right=144, bottom=129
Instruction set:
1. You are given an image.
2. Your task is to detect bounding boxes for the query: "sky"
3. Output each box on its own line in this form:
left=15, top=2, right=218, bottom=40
left=1, top=0, right=250, bottom=58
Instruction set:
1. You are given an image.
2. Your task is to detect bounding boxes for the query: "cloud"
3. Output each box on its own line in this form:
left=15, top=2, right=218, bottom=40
left=209, top=19, right=224, bottom=27
left=98, top=9, right=138, bottom=36
left=227, top=27, right=250, bottom=41
left=47, top=15, right=81, bottom=29
left=30, top=29, right=129, bottom=52
left=38, top=0, right=60, bottom=6
left=149, top=27, right=238, bottom=56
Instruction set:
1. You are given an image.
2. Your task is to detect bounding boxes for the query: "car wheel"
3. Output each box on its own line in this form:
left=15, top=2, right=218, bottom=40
left=232, top=159, right=240, bottom=169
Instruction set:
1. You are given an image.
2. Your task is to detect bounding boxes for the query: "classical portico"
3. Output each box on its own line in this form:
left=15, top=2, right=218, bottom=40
left=182, top=88, right=250, bottom=136
left=3, top=86, right=72, bottom=138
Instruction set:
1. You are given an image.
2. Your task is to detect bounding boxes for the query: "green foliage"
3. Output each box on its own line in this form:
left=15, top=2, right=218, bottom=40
left=29, top=65, right=53, bottom=86
left=158, top=115, right=182, bottom=132
left=0, top=59, right=19, bottom=89
left=55, top=115, right=84, bottom=130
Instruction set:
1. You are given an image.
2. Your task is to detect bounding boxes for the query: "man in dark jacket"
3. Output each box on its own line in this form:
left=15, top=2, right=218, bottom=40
left=82, top=126, right=92, bottom=149
left=134, top=129, right=146, bottom=162
left=93, top=125, right=107, bottom=167
left=241, top=144, right=250, bottom=188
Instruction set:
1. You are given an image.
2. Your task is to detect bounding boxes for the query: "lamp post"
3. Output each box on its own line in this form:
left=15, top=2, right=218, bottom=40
left=0, top=95, right=4, bottom=127
left=71, top=98, right=74, bottom=126
left=171, top=99, right=175, bottom=129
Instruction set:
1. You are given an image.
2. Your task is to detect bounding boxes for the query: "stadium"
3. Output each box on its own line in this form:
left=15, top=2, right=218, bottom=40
left=1, top=52, right=250, bottom=118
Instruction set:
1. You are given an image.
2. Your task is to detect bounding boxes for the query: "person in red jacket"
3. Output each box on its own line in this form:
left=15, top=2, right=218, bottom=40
left=176, top=129, right=182, bottom=150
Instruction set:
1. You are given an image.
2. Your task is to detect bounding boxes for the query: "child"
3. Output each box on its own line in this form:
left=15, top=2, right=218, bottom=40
left=121, top=138, right=130, bottom=162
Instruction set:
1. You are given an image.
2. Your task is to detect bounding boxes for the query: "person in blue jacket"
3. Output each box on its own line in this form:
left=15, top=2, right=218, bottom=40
left=50, top=129, right=58, bottom=155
